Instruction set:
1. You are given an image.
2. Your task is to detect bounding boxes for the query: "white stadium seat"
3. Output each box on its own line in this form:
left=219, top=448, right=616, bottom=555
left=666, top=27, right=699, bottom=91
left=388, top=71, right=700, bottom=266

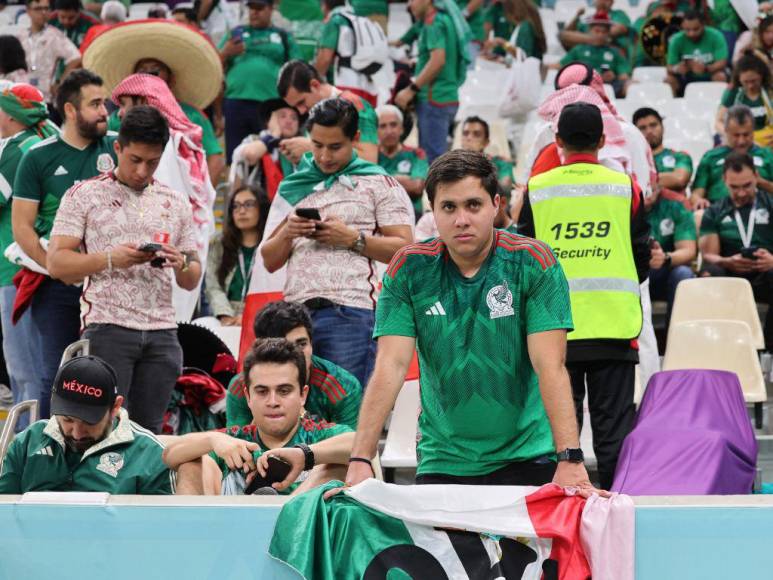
left=625, top=82, right=674, bottom=107
left=663, top=116, right=711, bottom=143
left=554, top=0, right=586, bottom=25
left=663, top=137, right=713, bottom=167
left=128, top=2, right=157, bottom=20
left=380, top=380, right=420, bottom=470
left=632, top=66, right=668, bottom=83
left=684, top=81, right=728, bottom=104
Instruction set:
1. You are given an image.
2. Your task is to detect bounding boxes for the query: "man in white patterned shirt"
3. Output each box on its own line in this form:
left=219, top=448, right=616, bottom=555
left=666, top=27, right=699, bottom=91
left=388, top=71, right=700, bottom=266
left=47, top=105, right=202, bottom=434
left=261, top=98, right=413, bottom=386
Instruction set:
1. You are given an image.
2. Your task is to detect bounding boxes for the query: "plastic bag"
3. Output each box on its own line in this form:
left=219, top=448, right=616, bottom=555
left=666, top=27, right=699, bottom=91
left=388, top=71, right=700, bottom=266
left=498, top=48, right=542, bottom=118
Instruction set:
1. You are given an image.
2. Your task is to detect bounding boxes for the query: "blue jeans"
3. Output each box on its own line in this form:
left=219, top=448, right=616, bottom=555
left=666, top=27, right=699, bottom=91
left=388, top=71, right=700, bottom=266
left=649, top=265, right=694, bottom=326
left=416, top=101, right=458, bottom=164
left=30, top=279, right=81, bottom=419
left=309, top=305, right=376, bottom=387
left=0, top=285, right=41, bottom=430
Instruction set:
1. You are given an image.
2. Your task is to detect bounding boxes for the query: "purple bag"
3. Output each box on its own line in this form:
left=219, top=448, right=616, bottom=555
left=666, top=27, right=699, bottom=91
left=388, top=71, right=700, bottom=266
left=612, top=369, right=757, bottom=495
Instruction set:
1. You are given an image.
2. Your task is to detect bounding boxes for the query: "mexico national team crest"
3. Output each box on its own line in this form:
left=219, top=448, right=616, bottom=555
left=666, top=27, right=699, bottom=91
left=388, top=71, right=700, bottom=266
left=96, top=452, right=124, bottom=478
left=96, top=153, right=115, bottom=173
left=487, top=281, right=514, bottom=319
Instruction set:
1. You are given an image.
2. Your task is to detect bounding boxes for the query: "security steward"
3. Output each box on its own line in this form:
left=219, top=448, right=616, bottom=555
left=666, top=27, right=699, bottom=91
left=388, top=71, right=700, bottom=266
left=518, top=102, right=651, bottom=489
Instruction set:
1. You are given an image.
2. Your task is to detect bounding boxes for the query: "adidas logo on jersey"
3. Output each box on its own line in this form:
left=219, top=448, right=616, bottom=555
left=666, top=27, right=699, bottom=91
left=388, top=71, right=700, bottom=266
left=54, top=165, right=68, bottom=176
left=34, top=446, right=54, bottom=457
left=425, top=301, right=446, bottom=316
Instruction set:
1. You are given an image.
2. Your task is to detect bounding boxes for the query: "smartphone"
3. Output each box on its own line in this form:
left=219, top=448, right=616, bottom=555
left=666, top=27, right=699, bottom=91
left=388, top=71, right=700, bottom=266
left=296, top=208, right=321, bottom=221
left=231, top=27, right=244, bottom=43
left=741, top=246, right=760, bottom=260
left=244, top=455, right=293, bottom=495
left=138, top=242, right=162, bottom=253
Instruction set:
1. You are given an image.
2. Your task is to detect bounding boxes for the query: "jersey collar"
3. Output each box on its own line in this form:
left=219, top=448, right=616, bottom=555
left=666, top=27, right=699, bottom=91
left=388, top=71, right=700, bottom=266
left=44, top=408, right=135, bottom=460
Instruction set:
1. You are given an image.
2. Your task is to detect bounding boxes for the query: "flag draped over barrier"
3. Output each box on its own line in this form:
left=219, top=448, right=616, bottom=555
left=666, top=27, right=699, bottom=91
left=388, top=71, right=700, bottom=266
left=269, top=480, right=634, bottom=580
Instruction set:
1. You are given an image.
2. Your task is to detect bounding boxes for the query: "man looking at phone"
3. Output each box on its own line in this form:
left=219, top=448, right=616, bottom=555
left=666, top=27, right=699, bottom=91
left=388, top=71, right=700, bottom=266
left=46, top=105, right=202, bottom=434
left=665, top=9, right=728, bottom=96
left=699, top=151, right=773, bottom=350
left=261, top=98, right=413, bottom=386
left=163, top=338, right=355, bottom=495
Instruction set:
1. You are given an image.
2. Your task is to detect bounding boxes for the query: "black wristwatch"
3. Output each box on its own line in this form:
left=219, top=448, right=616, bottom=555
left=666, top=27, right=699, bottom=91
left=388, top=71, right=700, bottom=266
left=556, top=448, right=584, bottom=463
left=294, top=443, right=315, bottom=471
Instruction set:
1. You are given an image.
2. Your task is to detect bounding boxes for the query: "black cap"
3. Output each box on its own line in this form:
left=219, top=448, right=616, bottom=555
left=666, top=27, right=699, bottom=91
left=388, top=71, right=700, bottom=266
left=50, top=356, right=118, bottom=424
left=557, top=102, right=603, bottom=146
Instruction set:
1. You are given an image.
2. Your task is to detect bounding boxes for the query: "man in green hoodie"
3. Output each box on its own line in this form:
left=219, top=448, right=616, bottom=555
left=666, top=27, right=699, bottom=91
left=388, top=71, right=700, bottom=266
left=260, top=97, right=414, bottom=386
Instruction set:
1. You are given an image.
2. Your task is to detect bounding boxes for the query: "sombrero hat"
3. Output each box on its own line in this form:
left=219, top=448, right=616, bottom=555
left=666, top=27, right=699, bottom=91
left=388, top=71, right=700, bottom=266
left=82, top=19, right=223, bottom=110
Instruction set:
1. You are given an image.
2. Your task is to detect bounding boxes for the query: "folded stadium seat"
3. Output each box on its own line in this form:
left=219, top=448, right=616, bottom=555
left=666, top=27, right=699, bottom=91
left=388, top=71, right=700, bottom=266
left=660, top=98, right=714, bottom=123
left=612, top=369, right=757, bottom=495
left=603, top=83, right=616, bottom=103
left=683, top=81, right=729, bottom=105
left=625, top=82, right=674, bottom=108
left=662, top=137, right=712, bottom=169
left=612, top=99, right=639, bottom=123
left=554, top=0, right=586, bottom=26
left=380, top=379, right=419, bottom=481
left=632, top=67, right=668, bottom=84
left=664, top=319, right=767, bottom=427
left=388, top=3, right=412, bottom=42
left=668, top=277, right=765, bottom=350
left=662, top=116, right=711, bottom=143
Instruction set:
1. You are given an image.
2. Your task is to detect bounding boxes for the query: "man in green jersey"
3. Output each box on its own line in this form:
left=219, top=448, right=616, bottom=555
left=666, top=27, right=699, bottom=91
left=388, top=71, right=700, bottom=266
left=277, top=60, right=379, bottom=163
left=458, top=115, right=513, bottom=191
left=344, top=149, right=596, bottom=492
left=692, top=105, right=773, bottom=209
left=700, top=152, right=773, bottom=350
left=560, top=0, right=631, bottom=55
left=0, top=84, right=57, bottom=431
left=0, top=355, right=201, bottom=494
left=226, top=301, right=362, bottom=428
left=50, top=0, right=97, bottom=48
left=377, top=104, right=428, bottom=220
left=12, top=69, right=117, bottom=421
left=666, top=9, right=728, bottom=96
left=633, top=107, right=693, bottom=198
left=164, top=339, right=355, bottom=495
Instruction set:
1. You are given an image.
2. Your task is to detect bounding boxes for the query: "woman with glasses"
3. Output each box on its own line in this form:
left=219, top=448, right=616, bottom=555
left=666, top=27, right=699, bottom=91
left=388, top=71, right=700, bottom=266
left=205, top=185, right=270, bottom=326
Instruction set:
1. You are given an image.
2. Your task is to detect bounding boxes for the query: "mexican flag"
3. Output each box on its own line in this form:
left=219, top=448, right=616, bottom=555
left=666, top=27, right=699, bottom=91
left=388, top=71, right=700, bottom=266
left=269, top=480, right=634, bottom=580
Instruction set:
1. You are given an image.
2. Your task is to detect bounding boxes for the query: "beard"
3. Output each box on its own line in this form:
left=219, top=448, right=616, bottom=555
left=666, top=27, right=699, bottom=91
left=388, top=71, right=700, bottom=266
left=62, top=421, right=112, bottom=453
left=76, top=110, right=107, bottom=141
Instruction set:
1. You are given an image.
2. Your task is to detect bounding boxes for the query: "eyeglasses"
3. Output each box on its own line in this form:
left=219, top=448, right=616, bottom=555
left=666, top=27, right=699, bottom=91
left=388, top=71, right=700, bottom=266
left=232, top=200, right=259, bottom=211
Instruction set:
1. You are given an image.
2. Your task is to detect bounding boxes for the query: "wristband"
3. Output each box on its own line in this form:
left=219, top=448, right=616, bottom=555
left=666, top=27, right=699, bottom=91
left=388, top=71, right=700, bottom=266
left=348, top=456, right=374, bottom=472
left=294, top=443, right=315, bottom=471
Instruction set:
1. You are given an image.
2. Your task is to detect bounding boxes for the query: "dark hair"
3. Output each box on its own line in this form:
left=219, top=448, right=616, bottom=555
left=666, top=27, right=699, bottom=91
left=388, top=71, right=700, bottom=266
left=725, top=104, right=755, bottom=129
left=632, top=107, right=663, bottom=126
left=217, top=185, right=270, bottom=287
left=322, top=0, right=346, bottom=9
left=171, top=6, right=197, bottom=21
left=0, top=35, right=27, bottom=74
left=253, top=301, right=313, bottom=340
left=425, top=150, right=499, bottom=205
left=117, top=105, right=170, bottom=147
left=55, top=68, right=103, bottom=118
left=25, top=0, right=45, bottom=6
left=463, top=116, right=490, bottom=141
left=682, top=9, right=702, bottom=22
left=732, top=52, right=771, bottom=90
left=277, top=60, right=323, bottom=99
left=306, top=97, right=359, bottom=140
left=55, top=0, right=80, bottom=10
left=723, top=151, right=757, bottom=175
left=242, top=338, right=307, bottom=391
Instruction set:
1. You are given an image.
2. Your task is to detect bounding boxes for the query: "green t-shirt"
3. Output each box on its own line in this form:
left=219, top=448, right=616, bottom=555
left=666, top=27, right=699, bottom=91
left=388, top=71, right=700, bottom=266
left=560, top=43, right=631, bottom=77
left=50, top=13, right=96, bottom=47
left=693, top=145, right=773, bottom=202
left=0, top=413, right=175, bottom=494
left=0, top=129, right=41, bottom=286
left=699, top=191, right=773, bottom=256
left=278, top=0, right=323, bottom=21
left=492, top=155, right=514, bottom=184
left=218, top=26, right=301, bottom=101
left=180, top=103, right=223, bottom=157
left=374, top=231, right=574, bottom=476
left=226, top=245, right=257, bottom=301
left=577, top=8, right=631, bottom=54
left=666, top=26, right=728, bottom=80
left=378, top=146, right=429, bottom=215
left=720, top=88, right=771, bottom=131
left=417, top=9, right=463, bottom=105
left=456, top=0, right=485, bottom=43
left=349, top=0, right=388, bottom=17
left=647, top=197, right=696, bottom=253
left=711, top=0, right=742, bottom=34
left=13, top=133, right=117, bottom=238
left=484, top=7, right=543, bottom=59
left=654, top=147, right=693, bottom=193
left=226, top=354, right=363, bottom=429
left=319, top=12, right=349, bottom=53
left=214, top=417, right=352, bottom=494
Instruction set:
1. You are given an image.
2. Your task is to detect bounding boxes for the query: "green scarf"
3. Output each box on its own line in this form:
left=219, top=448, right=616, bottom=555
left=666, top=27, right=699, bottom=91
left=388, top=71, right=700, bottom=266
left=0, top=92, right=58, bottom=138
left=434, top=0, right=472, bottom=83
left=277, top=151, right=388, bottom=206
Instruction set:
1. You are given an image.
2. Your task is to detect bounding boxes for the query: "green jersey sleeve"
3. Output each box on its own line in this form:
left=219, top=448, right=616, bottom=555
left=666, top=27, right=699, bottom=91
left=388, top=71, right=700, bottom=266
left=0, top=435, right=24, bottom=493
left=400, top=21, right=422, bottom=45
left=691, top=151, right=713, bottom=190
left=137, top=450, right=176, bottom=495
left=709, top=27, right=729, bottom=61
left=374, top=253, right=418, bottom=339
left=424, top=16, right=448, bottom=52
left=699, top=204, right=721, bottom=236
left=674, top=151, right=694, bottom=175
left=666, top=33, right=683, bottom=65
left=525, top=250, right=574, bottom=335
left=319, top=16, right=342, bottom=50
left=758, top=148, right=773, bottom=180
left=673, top=202, right=697, bottom=242
left=614, top=50, right=632, bottom=75
left=410, top=154, right=429, bottom=179
left=560, top=46, right=579, bottom=66
left=226, top=375, right=253, bottom=428
left=286, top=30, right=303, bottom=60
left=357, top=102, right=379, bottom=145
left=12, top=148, right=42, bottom=203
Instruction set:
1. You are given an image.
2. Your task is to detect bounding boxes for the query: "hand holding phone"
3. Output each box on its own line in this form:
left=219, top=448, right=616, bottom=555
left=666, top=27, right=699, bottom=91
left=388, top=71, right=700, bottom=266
left=741, top=246, right=760, bottom=260
left=244, top=455, right=293, bottom=495
left=296, top=207, right=322, bottom=221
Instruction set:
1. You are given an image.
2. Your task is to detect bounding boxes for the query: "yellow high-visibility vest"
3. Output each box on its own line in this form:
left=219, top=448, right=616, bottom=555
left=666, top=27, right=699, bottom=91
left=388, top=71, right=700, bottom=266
left=528, top=162, right=643, bottom=341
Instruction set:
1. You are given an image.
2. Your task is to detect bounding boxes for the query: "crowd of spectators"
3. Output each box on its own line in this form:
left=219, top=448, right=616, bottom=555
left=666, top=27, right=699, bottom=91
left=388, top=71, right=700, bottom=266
left=0, top=0, right=770, bottom=499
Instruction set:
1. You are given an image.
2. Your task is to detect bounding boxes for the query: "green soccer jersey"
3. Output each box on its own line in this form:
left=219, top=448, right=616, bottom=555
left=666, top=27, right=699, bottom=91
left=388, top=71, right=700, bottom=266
left=0, top=410, right=176, bottom=494
left=484, top=7, right=543, bottom=60
left=180, top=103, right=223, bottom=157
left=226, top=354, right=363, bottom=428
left=13, top=133, right=117, bottom=239
left=647, top=197, right=696, bottom=253
left=375, top=231, right=574, bottom=477
left=720, top=88, right=771, bottom=131
left=491, top=155, right=514, bottom=184
left=213, top=416, right=352, bottom=494
left=560, top=43, right=631, bottom=78
left=693, top=145, right=773, bottom=202
left=455, top=0, right=485, bottom=43
left=700, top=191, right=773, bottom=256
left=50, top=13, right=96, bottom=47
left=654, top=147, right=693, bottom=192
left=378, top=146, right=429, bottom=215
left=666, top=26, right=728, bottom=80
left=417, top=8, right=463, bottom=105
left=218, top=26, right=301, bottom=101
left=349, top=0, right=388, bottom=17
left=711, top=0, right=743, bottom=33
left=0, top=129, right=41, bottom=286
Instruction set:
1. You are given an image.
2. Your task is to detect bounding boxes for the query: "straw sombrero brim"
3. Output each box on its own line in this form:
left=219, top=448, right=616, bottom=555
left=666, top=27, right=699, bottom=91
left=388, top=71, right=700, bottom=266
left=83, top=19, right=223, bottom=110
